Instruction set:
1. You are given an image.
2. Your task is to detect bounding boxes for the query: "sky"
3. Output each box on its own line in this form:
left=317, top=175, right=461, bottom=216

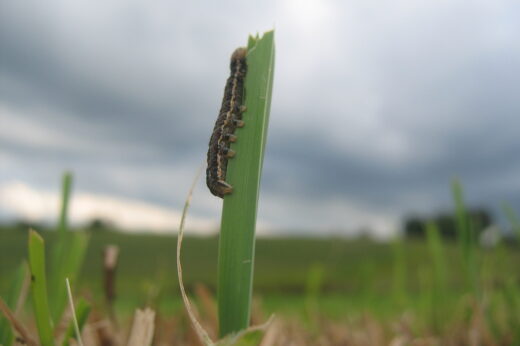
left=1, top=0, right=520, bottom=238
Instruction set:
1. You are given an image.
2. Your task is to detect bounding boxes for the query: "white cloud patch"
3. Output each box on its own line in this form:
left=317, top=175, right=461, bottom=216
left=258, top=192, right=399, bottom=239
left=0, top=181, right=217, bottom=234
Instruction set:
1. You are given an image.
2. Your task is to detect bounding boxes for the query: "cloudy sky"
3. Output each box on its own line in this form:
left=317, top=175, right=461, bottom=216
left=1, top=0, right=519, bottom=237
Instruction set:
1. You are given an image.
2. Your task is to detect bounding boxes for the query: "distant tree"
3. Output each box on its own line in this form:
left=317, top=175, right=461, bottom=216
left=434, top=213, right=457, bottom=239
left=404, top=217, right=425, bottom=239
left=404, top=208, right=493, bottom=240
left=471, top=208, right=492, bottom=230
left=87, top=218, right=113, bottom=231
left=13, top=219, right=44, bottom=232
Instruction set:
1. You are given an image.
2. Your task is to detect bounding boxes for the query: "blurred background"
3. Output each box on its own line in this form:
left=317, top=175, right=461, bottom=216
left=1, top=0, right=519, bottom=238
left=1, top=1, right=520, bottom=343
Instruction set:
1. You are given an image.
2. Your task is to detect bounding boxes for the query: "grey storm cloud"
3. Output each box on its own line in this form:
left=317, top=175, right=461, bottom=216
left=1, top=0, right=520, bottom=235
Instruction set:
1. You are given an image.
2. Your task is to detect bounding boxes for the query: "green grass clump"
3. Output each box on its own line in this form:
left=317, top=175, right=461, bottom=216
left=0, top=172, right=90, bottom=346
left=49, top=172, right=89, bottom=324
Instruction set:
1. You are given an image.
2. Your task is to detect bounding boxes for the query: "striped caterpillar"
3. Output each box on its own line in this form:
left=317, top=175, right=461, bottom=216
left=206, top=47, right=247, bottom=198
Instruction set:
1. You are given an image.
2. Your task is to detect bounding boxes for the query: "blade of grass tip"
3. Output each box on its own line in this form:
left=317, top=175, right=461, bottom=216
left=51, top=171, right=73, bottom=281
left=61, top=298, right=90, bottom=346
left=0, top=262, right=29, bottom=346
left=58, top=171, right=72, bottom=235
left=65, top=278, right=84, bottom=346
left=177, top=164, right=214, bottom=346
left=50, top=173, right=72, bottom=276
left=218, top=30, right=275, bottom=337
left=28, top=229, right=55, bottom=346
left=50, top=173, right=70, bottom=307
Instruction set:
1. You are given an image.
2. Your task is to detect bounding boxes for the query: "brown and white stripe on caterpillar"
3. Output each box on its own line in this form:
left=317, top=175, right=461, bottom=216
left=206, top=47, right=247, bottom=198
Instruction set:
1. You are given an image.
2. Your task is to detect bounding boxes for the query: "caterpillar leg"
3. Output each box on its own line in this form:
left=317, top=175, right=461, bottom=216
left=234, top=104, right=247, bottom=113
left=224, top=133, right=237, bottom=142
left=233, top=119, right=245, bottom=128
left=216, top=180, right=233, bottom=195
left=220, top=144, right=236, bottom=158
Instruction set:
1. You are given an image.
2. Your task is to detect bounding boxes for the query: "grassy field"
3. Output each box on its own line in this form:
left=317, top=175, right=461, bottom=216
left=2, top=225, right=520, bottom=344
left=1, top=227, right=518, bottom=315
left=0, top=228, right=457, bottom=295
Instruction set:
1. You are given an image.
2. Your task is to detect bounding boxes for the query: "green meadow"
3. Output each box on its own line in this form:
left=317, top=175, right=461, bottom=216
left=1, top=227, right=519, bottom=319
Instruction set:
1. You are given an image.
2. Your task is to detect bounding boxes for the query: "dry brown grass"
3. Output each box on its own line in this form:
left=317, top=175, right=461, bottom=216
left=45, top=287, right=512, bottom=346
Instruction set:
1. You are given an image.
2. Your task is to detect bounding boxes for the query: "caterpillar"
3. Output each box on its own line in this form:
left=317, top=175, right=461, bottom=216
left=206, top=47, right=247, bottom=198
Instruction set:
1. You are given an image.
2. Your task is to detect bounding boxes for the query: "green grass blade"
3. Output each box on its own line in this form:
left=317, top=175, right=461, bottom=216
left=49, top=172, right=90, bottom=324
left=217, top=30, right=275, bottom=337
left=451, top=179, right=477, bottom=294
left=503, top=278, right=520, bottom=343
left=28, top=230, right=55, bottom=346
left=426, top=222, right=447, bottom=292
left=0, top=262, right=28, bottom=346
left=452, top=179, right=470, bottom=259
left=426, top=222, right=448, bottom=331
left=502, top=203, right=520, bottom=240
left=304, top=263, right=325, bottom=323
left=58, top=172, right=72, bottom=236
left=61, top=298, right=90, bottom=346
left=49, top=233, right=90, bottom=325
left=391, top=238, right=407, bottom=308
